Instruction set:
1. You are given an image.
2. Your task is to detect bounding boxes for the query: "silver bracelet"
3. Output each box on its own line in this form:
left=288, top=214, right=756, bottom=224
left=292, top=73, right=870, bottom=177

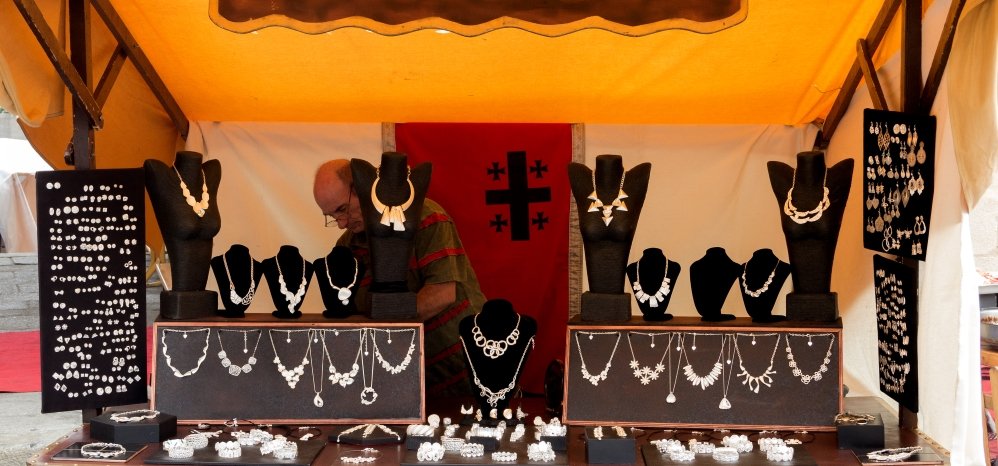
left=651, top=439, right=684, bottom=454
left=669, top=449, right=695, bottom=462
left=460, top=443, right=485, bottom=458
left=766, top=445, right=794, bottom=462
left=689, top=440, right=715, bottom=454
left=527, top=441, right=556, bottom=462
left=441, top=436, right=465, bottom=452
left=80, top=442, right=126, bottom=458
left=712, top=447, right=739, bottom=462
left=273, top=443, right=298, bottom=460
left=867, top=446, right=922, bottom=462
left=491, top=451, right=518, bottom=462
left=215, top=441, right=242, bottom=458
left=416, top=442, right=445, bottom=462
left=340, top=448, right=379, bottom=463
left=758, top=437, right=786, bottom=452
left=406, top=424, right=435, bottom=437
left=109, top=409, right=159, bottom=423
left=167, top=443, right=194, bottom=458
left=183, top=433, right=209, bottom=449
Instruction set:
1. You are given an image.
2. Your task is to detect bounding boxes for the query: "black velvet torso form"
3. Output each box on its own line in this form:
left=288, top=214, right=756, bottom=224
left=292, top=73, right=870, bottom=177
left=625, top=248, right=680, bottom=321
left=767, top=152, right=854, bottom=293
left=458, top=299, right=537, bottom=414
left=737, top=248, right=791, bottom=323
left=689, top=247, right=740, bottom=321
left=313, top=245, right=365, bottom=318
left=261, top=245, right=314, bottom=319
left=144, top=151, right=222, bottom=291
left=350, top=152, right=431, bottom=293
left=210, top=244, right=262, bottom=317
left=568, top=155, right=652, bottom=294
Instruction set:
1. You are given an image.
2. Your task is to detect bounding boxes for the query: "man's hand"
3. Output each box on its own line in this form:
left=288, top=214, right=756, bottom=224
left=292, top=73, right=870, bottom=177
left=416, top=281, right=457, bottom=319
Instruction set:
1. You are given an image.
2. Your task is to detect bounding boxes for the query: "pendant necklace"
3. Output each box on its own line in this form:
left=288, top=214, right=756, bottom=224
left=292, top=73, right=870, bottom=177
left=173, top=167, right=210, bottom=217
left=587, top=170, right=628, bottom=226
left=741, top=258, right=779, bottom=298
left=575, top=331, right=621, bottom=386
left=632, top=259, right=671, bottom=307
left=626, top=331, right=673, bottom=385
left=268, top=329, right=311, bottom=389
left=222, top=253, right=255, bottom=305
left=276, top=256, right=306, bottom=313
left=319, top=329, right=362, bottom=387
left=666, top=334, right=684, bottom=403
left=325, top=254, right=358, bottom=305
left=306, top=329, right=325, bottom=407
left=733, top=333, right=780, bottom=393
left=681, top=333, right=724, bottom=390
left=472, top=312, right=521, bottom=359
left=161, top=328, right=211, bottom=378
left=460, top=335, right=535, bottom=407
left=359, top=329, right=379, bottom=405
left=371, top=328, right=416, bottom=374
left=216, top=329, right=261, bottom=376
left=370, top=166, right=414, bottom=231
left=783, top=167, right=831, bottom=224
left=785, top=333, right=835, bottom=384
left=718, top=334, right=735, bottom=409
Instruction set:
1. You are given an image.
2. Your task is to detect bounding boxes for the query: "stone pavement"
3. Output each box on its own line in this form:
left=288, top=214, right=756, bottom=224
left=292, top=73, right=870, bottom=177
left=0, top=392, right=80, bottom=466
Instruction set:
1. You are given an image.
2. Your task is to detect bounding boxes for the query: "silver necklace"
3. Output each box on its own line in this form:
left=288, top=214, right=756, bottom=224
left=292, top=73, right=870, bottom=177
left=718, top=335, right=735, bottom=410
left=741, top=259, right=779, bottom=298
left=370, top=166, right=414, bottom=231
left=681, top=333, right=724, bottom=390
left=783, top=168, right=831, bottom=224
left=320, top=329, right=362, bottom=387
left=275, top=257, right=306, bottom=313
left=632, top=260, right=671, bottom=307
left=370, top=328, right=416, bottom=374
left=173, top=167, right=209, bottom=217
left=222, top=253, right=255, bottom=305
left=472, top=313, right=521, bottom=359
left=267, top=329, right=311, bottom=389
left=785, top=333, right=835, bottom=384
left=626, top=332, right=672, bottom=385
left=216, top=329, right=261, bottom=376
left=733, top=333, right=780, bottom=393
left=461, top=335, right=535, bottom=407
left=587, top=170, right=628, bottom=226
left=325, top=254, right=358, bottom=305
left=306, top=329, right=325, bottom=407
left=359, top=329, right=378, bottom=405
left=161, top=328, right=210, bottom=378
left=666, top=334, right=684, bottom=403
left=575, top=331, right=621, bottom=386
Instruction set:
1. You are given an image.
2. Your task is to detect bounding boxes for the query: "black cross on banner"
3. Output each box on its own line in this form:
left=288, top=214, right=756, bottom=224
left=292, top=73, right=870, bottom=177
left=485, top=151, right=551, bottom=241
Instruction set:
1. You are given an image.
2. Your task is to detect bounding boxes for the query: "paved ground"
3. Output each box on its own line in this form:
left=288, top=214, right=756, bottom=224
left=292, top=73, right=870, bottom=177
left=0, top=392, right=80, bottom=466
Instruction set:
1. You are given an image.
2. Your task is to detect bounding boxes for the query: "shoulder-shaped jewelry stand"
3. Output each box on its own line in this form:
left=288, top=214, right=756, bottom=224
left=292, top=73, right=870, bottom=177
left=767, top=151, right=854, bottom=321
left=568, top=155, right=651, bottom=322
left=458, top=299, right=537, bottom=414
left=262, top=245, right=314, bottom=319
left=738, top=248, right=791, bottom=323
left=689, top=247, right=740, bottom=321
left=211, top=244, right=263, bottom=318
left=350, top=152, right=432, bottom=319
left=144, top=151, right=222, bottom=320
left=626, top=248, right=680, bottom=321
left=314, top=245, right=364, bottom=318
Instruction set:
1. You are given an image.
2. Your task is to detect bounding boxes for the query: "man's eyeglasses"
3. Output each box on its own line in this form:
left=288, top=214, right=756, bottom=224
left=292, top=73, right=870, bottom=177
left=323, top=186, right=352, bottom=228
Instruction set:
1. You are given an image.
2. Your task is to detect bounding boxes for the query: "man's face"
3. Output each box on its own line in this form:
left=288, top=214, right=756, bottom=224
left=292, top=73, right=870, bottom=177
left=316, top=178, right=365, bottom=234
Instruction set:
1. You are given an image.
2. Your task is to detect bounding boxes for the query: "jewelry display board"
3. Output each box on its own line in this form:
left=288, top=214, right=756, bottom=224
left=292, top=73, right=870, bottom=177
left=564, top=317, right=842, bottom=429
left=152, top=315, right=423, bottom=423
left=874, top=255, right=918, bottom=413
left=862, top=109, right=936, bottom=260
left=36, top=169, right=148, bottom=413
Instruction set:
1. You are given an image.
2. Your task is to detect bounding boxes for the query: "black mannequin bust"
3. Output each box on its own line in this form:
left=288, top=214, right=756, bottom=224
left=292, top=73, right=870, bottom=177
left=261, top=245, right=314, bottom=319
left=568, top=155, right=652, bottom=321
left=737, top=249, right=790, bottom=323
left=210, top=244, right=262, bottom=318
left=351, top=152, right=432, bottom=318
left=313, top=245, right=365, bottom=318
left=144, top=151, right=221, bottom=319
left=625, top=248, right=680, bottom=321
left=458, top=299, right=537, bottom=415
left=689, top=247, right=740, bottom=321
left=767, top=151, right=854, bottom=321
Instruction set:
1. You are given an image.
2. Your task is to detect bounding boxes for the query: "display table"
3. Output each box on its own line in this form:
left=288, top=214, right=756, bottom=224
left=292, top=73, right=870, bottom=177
left=25, top=397, right=946, bottom=466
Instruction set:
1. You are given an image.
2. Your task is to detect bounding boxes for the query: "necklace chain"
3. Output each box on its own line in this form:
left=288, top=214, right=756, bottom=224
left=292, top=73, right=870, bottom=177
left=325, top=254, right=358, bottom=305
left=575, top=331, right=621, bottom=386
left=161, top=328, right=211, bottom=378
left=173, top=167, right=209, bottom=217
left=633, top=259, right=672, bottom=307
left=275, top=256, right=307, bottom=313
left=222, top=253, right=255, bottom=305
left=741, top=257, right=779, bottom=298
left=785, top=333, right=835, bottom=384
left=461, top=335, right=535, bottom=407
left=370, top=166, right=414, bottom=231
left=370, top=328, right=416, bottom=374
left=733, top=333, right=781, bottom=393
left=216, top=329, right=261, bottom=376
left=472, top=313, right=521, bottom=359
left=587, top=170, right=628, bottom=226
left=320, top=329, right=363, bottom=387
left=359, top=329, right=378, bottom=405
left=626, top=332, right=672, bottom=385
left=681, top=333, right=724, bottom=390
left=267, top=329, right=311, bottom=389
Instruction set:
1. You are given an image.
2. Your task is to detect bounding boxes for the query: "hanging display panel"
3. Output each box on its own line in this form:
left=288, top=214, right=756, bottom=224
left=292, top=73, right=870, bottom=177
left=36, top=169, right=148, bottom=413
left=862, top=109, right=936, bottom=260
left=874, top=254, right=918, bottom=412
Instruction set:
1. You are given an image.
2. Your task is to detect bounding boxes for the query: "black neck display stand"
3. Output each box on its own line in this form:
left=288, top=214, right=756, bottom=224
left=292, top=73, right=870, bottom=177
left=767, top=152, right=854, bottom=321
left=351, top=152, right=432, bottom=319
left=738, top=248, right=791, bottom=323
left=568, top=155, right=651, bottom=321
left=458, top=299, right=537, bottom=414
left=625, top=248, right=680, bottom=321
left=314, top=245, right=365, bottom=318
left=144, top=151, right=222, bottom=320
left=210, top=244, right=262, bottom=318
left=261, top=246, right=314, bottom=319
left=689, top=247, right=739, bottom=321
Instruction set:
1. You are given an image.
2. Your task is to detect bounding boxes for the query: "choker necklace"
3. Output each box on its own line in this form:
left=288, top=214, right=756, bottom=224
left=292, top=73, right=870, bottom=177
left=222, top=253, right=256, bottom=305
left=461, top=335, right=535, bottom=407
left=276, top=256, right=307, bottom=313
left=359, top=329, right=378, bottom=405
left=320, top=329, right=362, bottom=387
left=268, top=329, right=311, bottom=389
left=783, top=168, right=831, bottom=224
left=472, top=313, right=521, bottom=359
left=785, top=333, right=835, bottom=384
left=681, top=333, right=724, bottom=390
left=587, top=170, right=628, bottom=226
left=325, top=254, right=358, bottom=305
left=575, top=331, right=621, bottom=386
left=216, top=329, right=261, bottom=376
left=370, top=166, right=414, bottom=231
left=173, top=167, right=209, bottom=217
left=626, top=332, right=672, bottom=385
left=306, top=329, right=325, bottom=407
left=371, top=328, right=416, bottom=374
left=733, top=333, right=780, bottom=393
left=741, top=258, right=779, bottom=298
left=632, top=259, right=672, bottom=307
left=161, top=328, right=211, bottom=378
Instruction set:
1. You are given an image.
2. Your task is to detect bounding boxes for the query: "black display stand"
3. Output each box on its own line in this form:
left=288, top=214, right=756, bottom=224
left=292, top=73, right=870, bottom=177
left=837, top=413, right=885, bottom=449
left=90, top=412, right=177, bottom=444
left=585, top=427, right=636, bottom=463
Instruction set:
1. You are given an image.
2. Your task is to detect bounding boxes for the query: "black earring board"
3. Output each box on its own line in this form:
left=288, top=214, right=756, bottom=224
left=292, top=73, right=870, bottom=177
left=874, top=254, right=918, bottom=413
left=862, top=109, right=936, bottom=260
left=36, top=169, right=147, bottom=413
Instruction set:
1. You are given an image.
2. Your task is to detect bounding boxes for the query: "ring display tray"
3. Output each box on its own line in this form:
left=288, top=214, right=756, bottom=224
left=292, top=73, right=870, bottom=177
left=143, top=438, right=325, bottom=466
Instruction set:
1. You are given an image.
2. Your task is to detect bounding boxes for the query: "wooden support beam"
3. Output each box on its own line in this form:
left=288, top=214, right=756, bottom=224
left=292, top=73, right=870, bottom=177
left=89, top=0, right=189, bottom=139
left=920, top=0, right=966, bottom=112
left=857, top=39, right=890, bottom=111
left=12, top=0, right=103, bottom=129
left=901, top=0, right=922, bottom=113
left=69, top=0, right=95, bottom=170
left=95, top=46, right=127, bottom=106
